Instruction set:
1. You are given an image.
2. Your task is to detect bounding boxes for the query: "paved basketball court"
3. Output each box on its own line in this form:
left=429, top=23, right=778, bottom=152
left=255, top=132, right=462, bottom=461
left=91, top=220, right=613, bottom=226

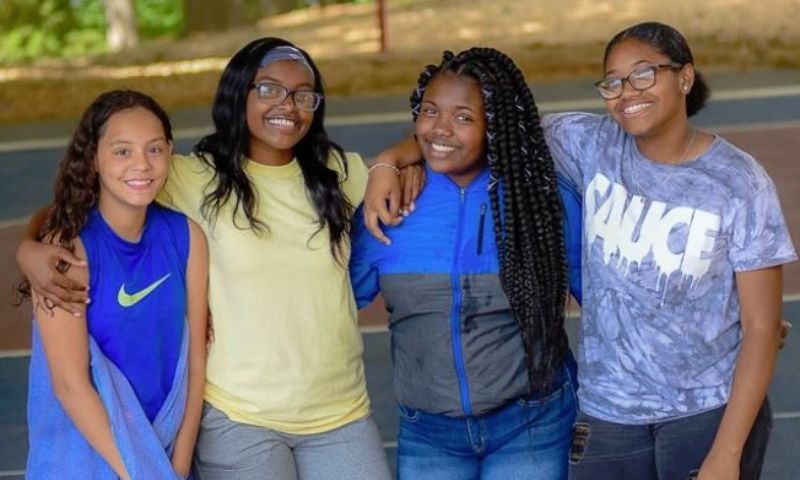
left=1, top=72, right=799, bottom=478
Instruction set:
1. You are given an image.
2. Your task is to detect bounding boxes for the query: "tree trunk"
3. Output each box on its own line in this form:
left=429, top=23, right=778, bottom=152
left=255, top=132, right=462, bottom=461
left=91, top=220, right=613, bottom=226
left=376, top=0, right=388, bottom=53
left=103, top=0, right=138, bottom=52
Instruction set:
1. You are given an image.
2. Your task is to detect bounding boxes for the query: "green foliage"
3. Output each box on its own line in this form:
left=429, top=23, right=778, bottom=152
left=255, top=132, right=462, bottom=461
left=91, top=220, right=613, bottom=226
left=0, top=0, right=388, bottom=63
left=0, top=0, right=75, bottom=62
left=0, top=0, right=183, bottom=64
left=137, top=0, right=183, bottom=38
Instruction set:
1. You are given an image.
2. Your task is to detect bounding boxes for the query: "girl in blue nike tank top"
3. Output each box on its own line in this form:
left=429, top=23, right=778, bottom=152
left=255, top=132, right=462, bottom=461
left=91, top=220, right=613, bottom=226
left=18, top=90, right=209, bottom=479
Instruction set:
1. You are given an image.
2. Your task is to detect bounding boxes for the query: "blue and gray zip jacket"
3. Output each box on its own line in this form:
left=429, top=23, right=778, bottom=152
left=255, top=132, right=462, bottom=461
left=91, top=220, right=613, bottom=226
left=350, top=166, right=582, bottom=417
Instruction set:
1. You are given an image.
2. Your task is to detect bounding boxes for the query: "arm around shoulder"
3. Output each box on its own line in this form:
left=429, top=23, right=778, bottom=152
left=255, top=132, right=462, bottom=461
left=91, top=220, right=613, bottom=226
left=340, top=151, right=369, bottom=206
left=17, top=206, right=88, bottom=314
left=542, top=112, right=605, bottom=186
left=373, top=135, right=423, bottom=169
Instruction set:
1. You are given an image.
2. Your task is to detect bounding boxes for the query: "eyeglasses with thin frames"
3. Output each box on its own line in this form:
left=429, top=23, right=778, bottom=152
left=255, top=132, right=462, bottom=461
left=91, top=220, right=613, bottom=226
left=251, top=82, right=323, bottom=112
left=595, top=63, right=683, bottom=100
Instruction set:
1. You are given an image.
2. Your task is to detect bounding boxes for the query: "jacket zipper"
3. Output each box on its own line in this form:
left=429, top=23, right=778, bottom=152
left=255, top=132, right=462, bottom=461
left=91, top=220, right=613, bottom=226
left=476, top=203, right=487, bottom=255
left=451, top=187, right=473, bottom=417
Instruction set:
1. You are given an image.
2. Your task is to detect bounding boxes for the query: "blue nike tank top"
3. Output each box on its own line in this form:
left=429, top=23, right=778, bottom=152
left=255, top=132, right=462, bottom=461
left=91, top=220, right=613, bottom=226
left=80, top=204, right=189, bottom=421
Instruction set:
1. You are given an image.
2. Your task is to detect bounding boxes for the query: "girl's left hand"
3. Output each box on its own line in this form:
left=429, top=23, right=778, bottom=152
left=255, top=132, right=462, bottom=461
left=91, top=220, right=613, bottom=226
left=696, top=450, right=740, bottom=480
left=779, top=319, right=791, bottom=349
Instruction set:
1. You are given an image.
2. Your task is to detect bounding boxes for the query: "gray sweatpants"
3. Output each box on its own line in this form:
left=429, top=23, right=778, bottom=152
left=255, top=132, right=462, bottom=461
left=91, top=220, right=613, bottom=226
left=193, top=402, right=391, bottom=480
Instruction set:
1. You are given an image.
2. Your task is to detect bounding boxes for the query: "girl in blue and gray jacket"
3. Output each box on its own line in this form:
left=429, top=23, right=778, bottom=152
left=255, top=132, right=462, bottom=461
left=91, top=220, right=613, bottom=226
left=350, top=48, right=582, bottom=480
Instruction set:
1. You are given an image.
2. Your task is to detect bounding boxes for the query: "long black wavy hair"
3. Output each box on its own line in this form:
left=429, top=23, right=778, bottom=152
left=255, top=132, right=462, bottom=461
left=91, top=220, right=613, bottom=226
left=411, top=48, right=569, bottom=392
left=16, top=89, right=173, bottom=300
left=194, top=37, right=353, bottom=261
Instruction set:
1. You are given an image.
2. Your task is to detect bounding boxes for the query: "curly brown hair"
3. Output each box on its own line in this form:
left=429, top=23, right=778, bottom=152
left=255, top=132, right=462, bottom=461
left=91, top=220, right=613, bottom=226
left=16, top=90, right=173, bottom=300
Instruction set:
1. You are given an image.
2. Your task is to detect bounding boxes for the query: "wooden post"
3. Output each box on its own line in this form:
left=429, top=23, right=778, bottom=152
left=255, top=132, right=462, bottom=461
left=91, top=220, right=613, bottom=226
left=376, top=0, right=388, bottom=53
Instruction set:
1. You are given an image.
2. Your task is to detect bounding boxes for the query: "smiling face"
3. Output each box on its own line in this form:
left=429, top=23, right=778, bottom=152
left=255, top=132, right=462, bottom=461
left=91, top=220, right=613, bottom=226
left=415, top=72, right=487, bottom=187
left=246, top=59, right=315, bottom=165
left=95, top=106, right=171, bottom=216
left=603, top=38, right=692, bottom=139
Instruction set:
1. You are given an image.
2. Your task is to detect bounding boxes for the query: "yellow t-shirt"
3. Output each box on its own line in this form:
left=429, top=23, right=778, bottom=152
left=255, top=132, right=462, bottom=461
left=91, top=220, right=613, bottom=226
left=158, top=152, right=369, bottom=434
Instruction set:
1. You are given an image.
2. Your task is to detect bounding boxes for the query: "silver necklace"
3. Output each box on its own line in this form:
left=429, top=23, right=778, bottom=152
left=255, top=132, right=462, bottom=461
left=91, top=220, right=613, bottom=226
left=630, top=127, right=697, bottom=195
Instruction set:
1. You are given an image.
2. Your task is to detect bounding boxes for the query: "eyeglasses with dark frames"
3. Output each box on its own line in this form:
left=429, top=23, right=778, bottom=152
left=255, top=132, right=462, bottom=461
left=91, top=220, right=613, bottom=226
left=251, top=82, right=323, bottom=112
left=595, top=63, right=683, bottom=100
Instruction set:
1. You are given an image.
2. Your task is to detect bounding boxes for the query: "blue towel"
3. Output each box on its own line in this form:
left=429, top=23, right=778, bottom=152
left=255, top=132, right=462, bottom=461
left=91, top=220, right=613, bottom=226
left=26, top=318, right=188, bottom=479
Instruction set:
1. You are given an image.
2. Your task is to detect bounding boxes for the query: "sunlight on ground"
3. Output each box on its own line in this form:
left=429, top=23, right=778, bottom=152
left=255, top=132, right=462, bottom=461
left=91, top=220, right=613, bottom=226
left=0, top=0, right=798, bottom=123
left=0, top=58, right=229, bottom=81
left=568, top=1, right=616, bottom=21
left=4, top=0, right=799, bottom=80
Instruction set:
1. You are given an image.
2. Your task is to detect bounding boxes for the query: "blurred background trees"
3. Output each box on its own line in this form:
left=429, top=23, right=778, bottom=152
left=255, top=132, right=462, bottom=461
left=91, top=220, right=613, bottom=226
left=0, top=0, right=369, bottom=63
left=0, top=0, right=182, bottom=62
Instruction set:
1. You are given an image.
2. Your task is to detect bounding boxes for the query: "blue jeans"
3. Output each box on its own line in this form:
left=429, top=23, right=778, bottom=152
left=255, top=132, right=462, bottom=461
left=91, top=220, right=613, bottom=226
left=396, top=360, right=578, bottom=480
left=568, top=398, right=772, bottom=480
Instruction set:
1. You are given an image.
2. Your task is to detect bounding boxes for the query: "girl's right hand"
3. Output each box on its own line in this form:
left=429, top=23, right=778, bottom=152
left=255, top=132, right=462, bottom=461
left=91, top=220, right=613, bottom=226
left=364, top=136, right=426, bottom=244
left=17, top=238, right=89, bottom=316
left=398, top=164, right=426, bottom=216
left=363, top=164, right=406, bottom=245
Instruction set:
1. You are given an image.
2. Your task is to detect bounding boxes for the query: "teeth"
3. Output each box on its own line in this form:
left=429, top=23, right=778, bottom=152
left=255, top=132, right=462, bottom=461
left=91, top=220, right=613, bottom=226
left=431, top=143, right=455, bottom=152
left=125, top=179, right=152, bottom=186
left=267, top=118, right=296, bottom=127
left=623, top=103, right=652, bottom=115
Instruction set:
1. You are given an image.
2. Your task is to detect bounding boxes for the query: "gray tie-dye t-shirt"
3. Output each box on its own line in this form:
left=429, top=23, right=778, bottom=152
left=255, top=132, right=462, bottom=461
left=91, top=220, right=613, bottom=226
left=543, top=112, right=797, bottom=424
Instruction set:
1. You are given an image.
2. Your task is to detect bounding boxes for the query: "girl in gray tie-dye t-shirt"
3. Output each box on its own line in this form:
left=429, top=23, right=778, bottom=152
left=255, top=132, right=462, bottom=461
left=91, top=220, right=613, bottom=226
left=544, top=22, right=796, bottom=480
left=545, top=113, right=796, bottom=423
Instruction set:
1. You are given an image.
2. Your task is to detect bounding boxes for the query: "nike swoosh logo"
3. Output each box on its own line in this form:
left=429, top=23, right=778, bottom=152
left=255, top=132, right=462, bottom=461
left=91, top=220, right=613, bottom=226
left=117, top=273, right=171, bottom=307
